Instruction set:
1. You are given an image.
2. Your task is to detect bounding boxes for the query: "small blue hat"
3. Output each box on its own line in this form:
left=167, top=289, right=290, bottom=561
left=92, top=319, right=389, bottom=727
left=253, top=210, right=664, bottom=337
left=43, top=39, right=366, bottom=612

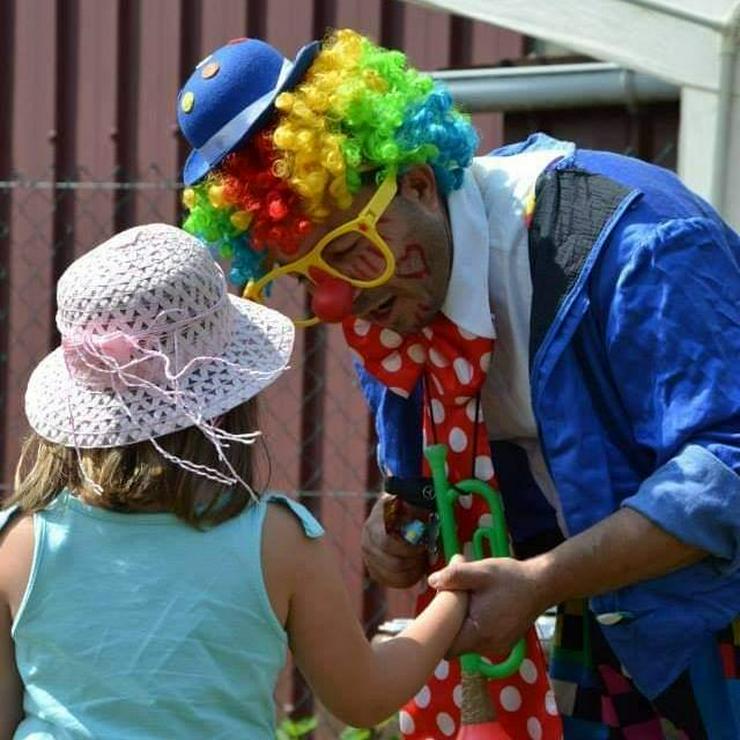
left=178, top=37, right=320, bottom=186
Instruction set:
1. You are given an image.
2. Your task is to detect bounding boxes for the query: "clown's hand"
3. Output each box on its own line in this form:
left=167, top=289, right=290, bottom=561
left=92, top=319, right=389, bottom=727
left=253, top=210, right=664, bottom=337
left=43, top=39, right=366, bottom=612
left=361, top=493, right=428, bottom=589
left=429, top=556, right=547, bottom=657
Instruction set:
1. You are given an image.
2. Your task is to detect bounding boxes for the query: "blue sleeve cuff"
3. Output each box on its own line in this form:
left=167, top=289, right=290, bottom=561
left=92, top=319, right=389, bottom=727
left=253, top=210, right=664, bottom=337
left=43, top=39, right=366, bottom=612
left=354, top=360, right=422, bottom=478
left=622, top=443, right=740, bottom=571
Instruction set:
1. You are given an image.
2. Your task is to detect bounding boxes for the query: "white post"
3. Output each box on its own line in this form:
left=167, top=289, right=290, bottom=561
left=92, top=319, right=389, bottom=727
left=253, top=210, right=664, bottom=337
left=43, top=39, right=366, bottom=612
left=678, top=84, right=740, bottom=230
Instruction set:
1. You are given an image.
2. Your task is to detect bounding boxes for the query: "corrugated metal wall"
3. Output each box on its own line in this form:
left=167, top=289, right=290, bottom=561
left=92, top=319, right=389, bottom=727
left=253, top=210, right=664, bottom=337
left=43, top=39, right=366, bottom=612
left=0, top=0, right=521, bottom=492
left=0, top=1, right=680, bottom=734
left=0, top=2, right=525, bottom=734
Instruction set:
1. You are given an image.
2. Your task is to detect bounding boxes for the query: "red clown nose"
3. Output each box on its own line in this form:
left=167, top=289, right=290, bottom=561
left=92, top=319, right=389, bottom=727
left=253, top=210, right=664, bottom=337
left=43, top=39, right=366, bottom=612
left=308, top=268, right=355, bottom=323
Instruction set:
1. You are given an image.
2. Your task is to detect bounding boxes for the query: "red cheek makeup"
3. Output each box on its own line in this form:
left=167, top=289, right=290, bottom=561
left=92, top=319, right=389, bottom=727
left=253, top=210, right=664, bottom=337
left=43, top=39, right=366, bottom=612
left=396, top=243, right=430, bottom=279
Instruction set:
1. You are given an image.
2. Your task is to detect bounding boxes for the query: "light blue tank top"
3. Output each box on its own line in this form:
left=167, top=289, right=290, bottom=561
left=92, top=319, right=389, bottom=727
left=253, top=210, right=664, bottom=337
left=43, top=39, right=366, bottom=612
left=10, top=491, right=323, bottom=739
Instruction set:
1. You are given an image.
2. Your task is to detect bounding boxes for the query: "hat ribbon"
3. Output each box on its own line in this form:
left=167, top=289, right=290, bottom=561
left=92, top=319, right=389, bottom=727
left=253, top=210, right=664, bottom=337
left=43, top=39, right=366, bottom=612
left=197, top=57, right=293, bottom=166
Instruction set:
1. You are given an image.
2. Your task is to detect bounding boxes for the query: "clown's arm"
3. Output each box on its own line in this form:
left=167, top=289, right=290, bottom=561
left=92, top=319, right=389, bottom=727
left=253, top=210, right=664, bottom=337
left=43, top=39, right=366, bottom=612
left=432, top=216, right=740, bottom=658
left=355, top=364, right=431, bottom=588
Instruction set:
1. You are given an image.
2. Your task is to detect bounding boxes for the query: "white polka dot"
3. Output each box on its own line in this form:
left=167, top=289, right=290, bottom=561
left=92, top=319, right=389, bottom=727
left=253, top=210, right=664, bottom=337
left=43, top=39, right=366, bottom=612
left=429, top=348, right=448, bottom=367
left=527, top=716, right=543, bottom=740
left=380, top=328, right=402, bottom=348
left=390, top=387, right=409, bottom=399
left=458, top=494, right=473, bottom=509
left=474, top=455, right=494, bottom=480
left=452, top=683, right=463, bottom=708
left=453, top=357, right=473, bottom=385
left=465, top=399, right=479, bottom=422
left=479, top=351, right=491, bottom=372
left=381, top=352, right=402, bottom=372
left=436, top=712, right=456, bottom=736
left=478, top=513, right=493, bottom=529
left=519, top=657, right=538, bottom=684
left=353, top=318, right=371, bottom=336
left=500, top=685, right=522, bottom=712
left=434, top=659, right=449, bottom=680
left=458, top=326, right=476, bottom=340
left=431, top=399, right=445, bottom=424
left=545, top=689, right=558, bottom=715
left=407, top=343, right=425, bottom=363
left=448, top=427, right=467, bottom=452
left=348, top=348, right=364, bottom=366
left=431, top=375, right=444, bottom=395
left=422, top=327, right=434, bottom=340
left=454, top=396, right=469, bottom=406
left=398, top=710, right=415, bottom=734
left=414, top=685, right=431, bottom=708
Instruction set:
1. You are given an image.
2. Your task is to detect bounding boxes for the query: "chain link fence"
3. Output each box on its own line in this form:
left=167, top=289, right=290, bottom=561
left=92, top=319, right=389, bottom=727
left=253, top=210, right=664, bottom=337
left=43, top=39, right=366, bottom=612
left=0, top=172, right=417, bottom=738
left=0, top=113, right=679, bottom=737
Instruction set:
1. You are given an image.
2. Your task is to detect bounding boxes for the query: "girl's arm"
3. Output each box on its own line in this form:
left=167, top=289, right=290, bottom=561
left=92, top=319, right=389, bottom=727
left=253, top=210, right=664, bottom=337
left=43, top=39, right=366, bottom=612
left=263, top=505, right=466, bottom=729
left=0, top=518, right=26, bottom=737
left=0, top=602, right=23, bottom=737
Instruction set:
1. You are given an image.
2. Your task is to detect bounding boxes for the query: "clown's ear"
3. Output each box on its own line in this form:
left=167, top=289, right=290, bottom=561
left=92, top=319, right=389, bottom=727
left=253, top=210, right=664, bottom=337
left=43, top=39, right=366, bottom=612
left=397, top=165, right=441, bottom=212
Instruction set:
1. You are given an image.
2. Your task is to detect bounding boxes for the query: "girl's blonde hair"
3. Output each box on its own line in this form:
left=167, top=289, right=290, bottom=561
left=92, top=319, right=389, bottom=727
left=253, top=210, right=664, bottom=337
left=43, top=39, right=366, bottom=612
left=9, top=399, right=264, bottom=528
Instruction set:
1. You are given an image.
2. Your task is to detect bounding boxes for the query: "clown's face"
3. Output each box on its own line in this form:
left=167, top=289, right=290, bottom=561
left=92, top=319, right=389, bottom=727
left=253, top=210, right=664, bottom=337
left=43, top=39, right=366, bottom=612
left=271, top=165, right=453, bottom=335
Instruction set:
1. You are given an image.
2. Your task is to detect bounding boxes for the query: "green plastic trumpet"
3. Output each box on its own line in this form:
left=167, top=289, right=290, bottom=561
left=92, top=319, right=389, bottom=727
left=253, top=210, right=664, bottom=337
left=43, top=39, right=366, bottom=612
left=424, top=443, right=526, bottom=679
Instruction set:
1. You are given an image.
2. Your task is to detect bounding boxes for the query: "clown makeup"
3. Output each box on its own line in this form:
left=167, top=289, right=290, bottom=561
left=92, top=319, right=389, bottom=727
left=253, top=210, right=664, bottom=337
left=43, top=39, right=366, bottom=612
left=268, top=165, right=452, bottom=334
left=395, top=243, right=432, bottom=280
left=322, top=166, right=452, bottom=334
left=356, top=194, right=452, bottom=334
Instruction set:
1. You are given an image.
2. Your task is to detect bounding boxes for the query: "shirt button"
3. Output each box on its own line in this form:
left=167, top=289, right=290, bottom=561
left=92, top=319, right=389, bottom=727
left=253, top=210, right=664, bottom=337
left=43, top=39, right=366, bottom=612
left=595, top=611, right=633, bottom=625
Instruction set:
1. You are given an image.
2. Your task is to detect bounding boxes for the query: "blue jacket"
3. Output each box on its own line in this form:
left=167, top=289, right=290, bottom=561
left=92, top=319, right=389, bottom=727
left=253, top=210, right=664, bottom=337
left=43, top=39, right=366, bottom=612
left=357, top=135, right=740, bottom=698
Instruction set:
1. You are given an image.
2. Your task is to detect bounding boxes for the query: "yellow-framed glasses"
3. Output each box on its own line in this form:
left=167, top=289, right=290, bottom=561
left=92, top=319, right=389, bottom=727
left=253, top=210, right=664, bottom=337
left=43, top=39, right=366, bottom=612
left=243, top=172, right=398, bottom=327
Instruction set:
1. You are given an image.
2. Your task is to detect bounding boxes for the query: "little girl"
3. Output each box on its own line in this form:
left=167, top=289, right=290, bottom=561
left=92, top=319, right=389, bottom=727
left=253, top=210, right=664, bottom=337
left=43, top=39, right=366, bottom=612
left=0, top=223, right=465, bottom=739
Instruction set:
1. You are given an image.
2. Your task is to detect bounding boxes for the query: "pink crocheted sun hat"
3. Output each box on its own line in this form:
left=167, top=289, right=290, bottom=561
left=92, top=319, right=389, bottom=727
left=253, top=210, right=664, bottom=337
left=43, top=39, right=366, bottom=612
left=25, top=223, right=294, bottom=449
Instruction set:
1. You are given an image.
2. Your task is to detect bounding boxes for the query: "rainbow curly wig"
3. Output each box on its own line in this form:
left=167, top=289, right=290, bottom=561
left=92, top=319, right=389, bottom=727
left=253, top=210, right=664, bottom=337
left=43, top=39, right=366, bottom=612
left=182, top=29, right=479, bottom=286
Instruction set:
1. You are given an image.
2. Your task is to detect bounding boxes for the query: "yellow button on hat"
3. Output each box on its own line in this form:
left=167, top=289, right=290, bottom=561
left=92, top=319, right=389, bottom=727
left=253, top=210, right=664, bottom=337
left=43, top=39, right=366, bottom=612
left=180, top=91, right=195, bottom=113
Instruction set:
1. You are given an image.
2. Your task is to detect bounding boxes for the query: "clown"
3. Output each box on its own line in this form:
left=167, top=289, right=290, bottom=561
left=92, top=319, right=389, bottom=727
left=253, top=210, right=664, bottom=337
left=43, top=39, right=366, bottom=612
left=178, top=29, right=740, bottom=739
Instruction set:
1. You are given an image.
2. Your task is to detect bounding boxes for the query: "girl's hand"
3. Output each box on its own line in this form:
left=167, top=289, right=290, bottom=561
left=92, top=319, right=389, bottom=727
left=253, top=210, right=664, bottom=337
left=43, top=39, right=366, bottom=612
left=429, top=556, right=548, bottom=657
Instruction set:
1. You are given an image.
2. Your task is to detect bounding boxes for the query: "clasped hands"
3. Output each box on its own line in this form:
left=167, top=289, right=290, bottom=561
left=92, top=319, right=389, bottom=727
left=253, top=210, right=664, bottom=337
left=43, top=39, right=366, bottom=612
left=362, top=494, right=550, bottom=656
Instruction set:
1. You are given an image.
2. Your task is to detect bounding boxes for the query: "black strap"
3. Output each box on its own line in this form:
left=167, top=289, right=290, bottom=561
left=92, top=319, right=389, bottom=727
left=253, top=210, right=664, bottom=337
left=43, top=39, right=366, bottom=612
left=0, top=505, right=22, bottom=537
left=384, top=476, right=436, bottom=511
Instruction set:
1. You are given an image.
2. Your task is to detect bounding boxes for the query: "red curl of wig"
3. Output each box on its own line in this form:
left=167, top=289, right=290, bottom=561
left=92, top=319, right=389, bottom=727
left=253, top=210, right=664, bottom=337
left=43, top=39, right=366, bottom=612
left=220, top=130, right=313, bottom=255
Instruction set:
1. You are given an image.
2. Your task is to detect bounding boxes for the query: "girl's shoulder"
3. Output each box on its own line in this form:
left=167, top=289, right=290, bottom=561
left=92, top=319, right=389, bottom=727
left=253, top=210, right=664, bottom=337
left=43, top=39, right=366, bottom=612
left=260, top=494, right=324, bottom=539
left=0, top=507, right=34, bottom=618
left=0, top=506, right=32, bottom=558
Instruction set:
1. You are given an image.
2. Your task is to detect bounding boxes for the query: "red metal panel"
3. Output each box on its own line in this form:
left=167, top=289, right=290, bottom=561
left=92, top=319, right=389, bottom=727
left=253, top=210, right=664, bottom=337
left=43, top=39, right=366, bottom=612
left=263, top=0, right=314, bottom=58
left=470, top=24, right=524, bottom=152
left=197, top=0, right=247, bottom=56
left=71, top=0, right=120, bottom=258
left=0, top=0, right=13, bottom=496
left=4, top=0, right=58, bottom=488
left=131, top=0, right=182, bottom=225
left=401, top=1, right=452, bottom=70
left=257, top=280, right=306, bottom=496
left=335, top=0, right=382, bottom=40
